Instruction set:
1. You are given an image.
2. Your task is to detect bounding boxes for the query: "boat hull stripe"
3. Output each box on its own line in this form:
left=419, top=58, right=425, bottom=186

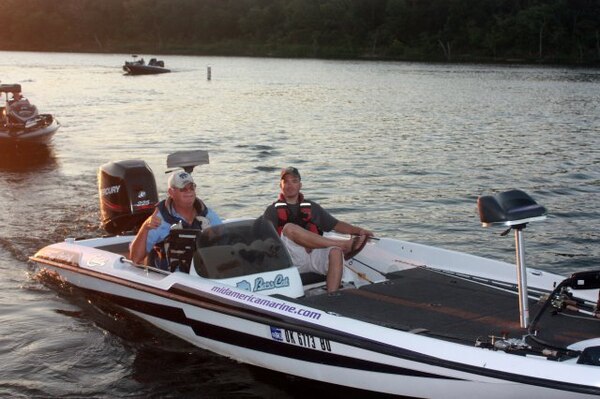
left=92, top=289, right=453, bottom=379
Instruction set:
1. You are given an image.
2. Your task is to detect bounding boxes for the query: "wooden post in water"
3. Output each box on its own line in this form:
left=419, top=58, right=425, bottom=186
left=207, top=65, right=211, bottom=81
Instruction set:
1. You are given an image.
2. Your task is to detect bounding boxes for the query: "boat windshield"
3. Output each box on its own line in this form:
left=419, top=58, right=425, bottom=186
left=193, top=218, right=293, bottom=279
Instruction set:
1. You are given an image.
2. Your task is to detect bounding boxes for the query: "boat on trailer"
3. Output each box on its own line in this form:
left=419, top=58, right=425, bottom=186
left=30, top=151, right=600, bottom=398
left=0, top=83, right=60, bottom=145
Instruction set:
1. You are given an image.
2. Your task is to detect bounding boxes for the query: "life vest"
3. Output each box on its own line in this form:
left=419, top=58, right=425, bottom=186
left=156, top=198, right=208, bottom=228
left=149, top=198, right=209, bottom=269
left=274, top=193, right=322, bottom=236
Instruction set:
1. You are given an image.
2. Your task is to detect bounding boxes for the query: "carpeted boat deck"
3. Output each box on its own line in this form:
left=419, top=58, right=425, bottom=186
left=294, top=267, right=569, bottom=346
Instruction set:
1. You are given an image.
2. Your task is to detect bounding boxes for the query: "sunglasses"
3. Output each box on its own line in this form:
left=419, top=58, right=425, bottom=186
left=178, top=183, right=196, bottom=192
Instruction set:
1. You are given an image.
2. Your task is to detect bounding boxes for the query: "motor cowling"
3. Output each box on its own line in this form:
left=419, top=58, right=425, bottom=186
left=98, top=159, right=158, bottom=235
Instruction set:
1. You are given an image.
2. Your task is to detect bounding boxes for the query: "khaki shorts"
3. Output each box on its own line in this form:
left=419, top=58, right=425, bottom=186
left=281, top=235, right=334, bottom=275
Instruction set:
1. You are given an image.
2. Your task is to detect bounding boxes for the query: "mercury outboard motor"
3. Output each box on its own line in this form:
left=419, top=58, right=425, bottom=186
left=98, top=159, right=158, bottom=235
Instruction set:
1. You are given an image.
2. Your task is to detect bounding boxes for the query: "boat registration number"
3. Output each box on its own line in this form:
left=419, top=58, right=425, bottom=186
left=270, top=327, right=331, bottom=352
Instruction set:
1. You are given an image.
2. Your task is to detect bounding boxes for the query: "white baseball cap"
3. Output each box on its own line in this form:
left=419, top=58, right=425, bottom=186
left=168, top=171, right=194, bottom=189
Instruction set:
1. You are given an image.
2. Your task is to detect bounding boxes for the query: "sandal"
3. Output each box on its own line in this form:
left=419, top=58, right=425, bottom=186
left=344, top=235, right=368, bottom=260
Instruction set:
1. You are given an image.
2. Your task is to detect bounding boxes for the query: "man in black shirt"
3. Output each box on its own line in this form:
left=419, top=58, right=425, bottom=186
left=263, top=167, right=372, bottom=292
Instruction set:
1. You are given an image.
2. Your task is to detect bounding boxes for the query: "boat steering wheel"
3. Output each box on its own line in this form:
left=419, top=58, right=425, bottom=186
left=344, top=235, right=368, bottom=260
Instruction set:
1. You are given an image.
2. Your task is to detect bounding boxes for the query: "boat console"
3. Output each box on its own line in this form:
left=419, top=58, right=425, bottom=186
left=191, top=218, right=292, bottom=279
left=158, top=218, right=303, bottom=297
left=161, top=218, right=293, bottom=278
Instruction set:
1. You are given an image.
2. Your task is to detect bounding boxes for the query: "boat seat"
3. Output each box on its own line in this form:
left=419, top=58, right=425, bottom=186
left=300, top=272, right=326, bottom=285
left=96, top=242, right=131, bottom=257
left=477, top=189, right=547, bottom=227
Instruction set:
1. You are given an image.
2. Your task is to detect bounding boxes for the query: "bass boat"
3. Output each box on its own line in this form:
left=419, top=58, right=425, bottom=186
left=30, top=151, right=600, bottom=398
left=123, top=55, right=170, bottom=75
left=0, top=83, right=60, bottom=145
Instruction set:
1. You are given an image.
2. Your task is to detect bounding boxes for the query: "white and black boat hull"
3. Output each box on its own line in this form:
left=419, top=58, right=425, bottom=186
left=32, top=230, right=600, bottom=399
left=123, top=65, right=171, bottom=75
left=0, top=114, right=60, bottom=145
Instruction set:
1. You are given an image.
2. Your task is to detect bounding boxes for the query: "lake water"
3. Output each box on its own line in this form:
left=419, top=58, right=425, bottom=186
left=0, top=51, right=598, bottom=398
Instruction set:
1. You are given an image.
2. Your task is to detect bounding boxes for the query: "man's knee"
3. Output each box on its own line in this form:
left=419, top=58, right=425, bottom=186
left=329, top=247, right=343, bottom=263
left=282, top=223, right=306, bottom=240
left=281, top=223, right=296, bottom=238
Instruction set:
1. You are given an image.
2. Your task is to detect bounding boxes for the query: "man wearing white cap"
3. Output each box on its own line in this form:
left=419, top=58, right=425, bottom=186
left=130, top=170, right=222, bottom=269
left=263, top=167, right=373, bottom=293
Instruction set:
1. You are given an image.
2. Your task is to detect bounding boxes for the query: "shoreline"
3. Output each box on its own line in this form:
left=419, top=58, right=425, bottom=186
left=2, top=46, right=599, bottom=69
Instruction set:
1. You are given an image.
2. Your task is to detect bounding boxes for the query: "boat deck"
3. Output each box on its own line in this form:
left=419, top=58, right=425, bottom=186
left=94, top=240, right=598, bottom=350
left=293, top=267, right=598, bottom=348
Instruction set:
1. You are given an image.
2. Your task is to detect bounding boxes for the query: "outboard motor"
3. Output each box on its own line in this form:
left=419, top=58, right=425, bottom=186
left=98, top=159, right=158, bottom=235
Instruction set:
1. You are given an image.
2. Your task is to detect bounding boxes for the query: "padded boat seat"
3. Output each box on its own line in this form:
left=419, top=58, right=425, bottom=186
left=300, top=272, right=326, bottom=286
left=477, top=189, right=547, bottom=227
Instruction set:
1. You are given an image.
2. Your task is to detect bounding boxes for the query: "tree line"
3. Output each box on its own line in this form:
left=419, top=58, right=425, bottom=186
left=1, top=0, right=599, bottom=65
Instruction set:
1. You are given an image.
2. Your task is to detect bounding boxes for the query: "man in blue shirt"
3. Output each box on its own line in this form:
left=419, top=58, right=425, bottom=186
left=130, top=170, right=222, bottom=269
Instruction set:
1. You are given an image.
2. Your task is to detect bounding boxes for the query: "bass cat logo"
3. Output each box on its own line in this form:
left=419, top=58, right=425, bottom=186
left=236, top=274, right=290, bottom=292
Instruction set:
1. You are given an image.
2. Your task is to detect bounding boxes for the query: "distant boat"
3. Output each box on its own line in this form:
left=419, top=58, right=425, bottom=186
left=123, top=55, right=170, bottom=75
left=0, top=83, right=60, bottom=145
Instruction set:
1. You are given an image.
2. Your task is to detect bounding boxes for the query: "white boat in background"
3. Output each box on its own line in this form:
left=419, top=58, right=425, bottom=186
left=30, top=151, right=600, bottom=398
left=0, top=83, right=60, bottom=145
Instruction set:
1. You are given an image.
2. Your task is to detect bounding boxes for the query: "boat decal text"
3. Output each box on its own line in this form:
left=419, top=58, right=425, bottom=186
left=270, top=327, right=332, bottom=352
left=211, top=286, right=321, bottom=320
left=235, top=274, right=290, bottom=292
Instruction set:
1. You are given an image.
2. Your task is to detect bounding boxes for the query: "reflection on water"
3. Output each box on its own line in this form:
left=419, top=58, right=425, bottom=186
left=0, top=143, right=58, bottom=173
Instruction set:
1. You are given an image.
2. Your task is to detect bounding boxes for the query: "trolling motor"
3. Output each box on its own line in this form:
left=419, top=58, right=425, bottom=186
left=477, top=189, right=547, bottom=329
